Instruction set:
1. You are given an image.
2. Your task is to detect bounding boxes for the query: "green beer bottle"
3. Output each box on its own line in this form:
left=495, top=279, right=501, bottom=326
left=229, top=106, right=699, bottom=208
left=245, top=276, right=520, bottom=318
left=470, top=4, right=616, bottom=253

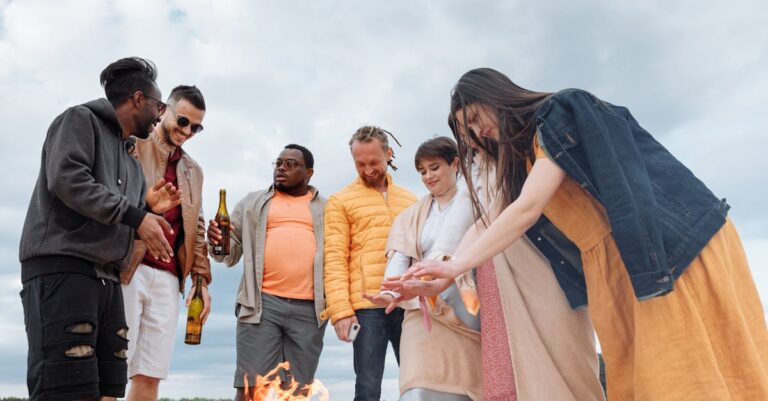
left=184, top=275, right=204, bottom=345
left=213, top=189, right=230, bottom=256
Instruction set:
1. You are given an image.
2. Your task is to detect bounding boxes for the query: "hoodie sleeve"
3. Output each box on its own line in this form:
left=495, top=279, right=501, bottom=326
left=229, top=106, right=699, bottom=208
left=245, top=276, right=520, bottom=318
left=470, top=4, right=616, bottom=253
left=44, top=106, right=146, bottom=227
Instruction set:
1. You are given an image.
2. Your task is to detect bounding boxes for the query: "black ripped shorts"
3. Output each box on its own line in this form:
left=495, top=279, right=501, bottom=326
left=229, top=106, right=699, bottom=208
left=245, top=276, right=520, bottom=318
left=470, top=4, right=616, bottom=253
left=20, top=273, right=128, bottom=401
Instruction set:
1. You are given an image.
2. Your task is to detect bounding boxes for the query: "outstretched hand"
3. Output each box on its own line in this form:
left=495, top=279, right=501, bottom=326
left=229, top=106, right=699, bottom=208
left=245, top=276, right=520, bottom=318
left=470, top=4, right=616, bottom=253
left=146, top=178, right=182, bottom=214
left=381, top=275, right=452, bottom=299
left=380, top=276, right=417, bottom=301
left=402, top=277, right=452, bottom=298
left=404, top=259, right=464, bottom=281
left=362, top=292, right=400, bottom=314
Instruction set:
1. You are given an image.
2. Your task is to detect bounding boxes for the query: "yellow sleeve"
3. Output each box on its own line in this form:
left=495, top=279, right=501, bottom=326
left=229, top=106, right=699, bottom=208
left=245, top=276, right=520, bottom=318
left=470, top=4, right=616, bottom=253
left=533, top=135, right=547, bottom=159
left=320, top=195, right=356, bottom=323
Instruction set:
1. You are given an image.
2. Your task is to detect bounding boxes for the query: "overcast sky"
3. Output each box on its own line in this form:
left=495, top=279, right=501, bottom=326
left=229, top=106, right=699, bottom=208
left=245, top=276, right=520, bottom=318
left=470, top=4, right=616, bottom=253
left=1, top=0, right=767, bottom=399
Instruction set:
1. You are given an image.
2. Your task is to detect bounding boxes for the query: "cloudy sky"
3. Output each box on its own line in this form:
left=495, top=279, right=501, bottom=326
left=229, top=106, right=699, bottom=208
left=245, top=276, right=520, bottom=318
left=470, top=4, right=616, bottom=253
left=1, top=0, right=767, bottom=399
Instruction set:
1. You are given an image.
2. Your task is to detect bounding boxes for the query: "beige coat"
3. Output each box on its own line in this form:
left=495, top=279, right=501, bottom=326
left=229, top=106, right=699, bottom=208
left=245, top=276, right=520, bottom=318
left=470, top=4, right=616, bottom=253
left=491, top=236, right=605, bottom=401
left=386, top=193, right=483, bottom=400
left=212, top=186, right=327, bottom=327
left=390, top=186, right=605, bottom=400
left=121, top=131, right=211, bottom=293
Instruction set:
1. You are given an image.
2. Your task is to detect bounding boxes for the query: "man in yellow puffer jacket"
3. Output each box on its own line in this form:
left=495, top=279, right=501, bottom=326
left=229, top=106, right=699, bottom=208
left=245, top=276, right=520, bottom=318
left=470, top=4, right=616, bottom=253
left=321, top=126, right=417, bottom=401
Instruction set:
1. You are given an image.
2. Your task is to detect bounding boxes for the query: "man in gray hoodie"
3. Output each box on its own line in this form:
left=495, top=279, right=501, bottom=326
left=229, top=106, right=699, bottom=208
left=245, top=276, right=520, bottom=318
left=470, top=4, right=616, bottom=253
left=19, top=57, right=175, bottom=401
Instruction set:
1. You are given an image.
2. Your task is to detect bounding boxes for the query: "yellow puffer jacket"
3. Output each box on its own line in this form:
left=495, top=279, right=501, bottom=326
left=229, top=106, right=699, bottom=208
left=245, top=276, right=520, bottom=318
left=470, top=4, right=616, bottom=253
left=321, top=175, right=417, bottom=323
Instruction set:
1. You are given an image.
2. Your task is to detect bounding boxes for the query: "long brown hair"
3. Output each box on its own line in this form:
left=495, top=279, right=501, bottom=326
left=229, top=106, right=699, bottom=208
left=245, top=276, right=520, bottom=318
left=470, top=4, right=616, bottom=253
left=448, top=68, right=551, bottom=223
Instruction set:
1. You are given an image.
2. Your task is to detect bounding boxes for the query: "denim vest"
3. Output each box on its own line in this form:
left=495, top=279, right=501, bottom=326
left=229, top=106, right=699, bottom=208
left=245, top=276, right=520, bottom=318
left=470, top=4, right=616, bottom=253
left=527, top=88, right=729, bottom=308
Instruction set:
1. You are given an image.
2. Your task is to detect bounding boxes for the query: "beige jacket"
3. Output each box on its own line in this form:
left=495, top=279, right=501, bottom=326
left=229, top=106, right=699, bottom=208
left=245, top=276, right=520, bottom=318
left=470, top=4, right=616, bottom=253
left=120, top=131, right=212, bottom=293
left=212, top=186, right=326, bottom=327
left=386, top=192, right=483, bottom=400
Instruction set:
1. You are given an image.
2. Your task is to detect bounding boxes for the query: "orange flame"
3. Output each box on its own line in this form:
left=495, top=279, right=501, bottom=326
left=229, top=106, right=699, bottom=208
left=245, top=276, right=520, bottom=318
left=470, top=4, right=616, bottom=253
left=243, top=361, right=330, bottom=401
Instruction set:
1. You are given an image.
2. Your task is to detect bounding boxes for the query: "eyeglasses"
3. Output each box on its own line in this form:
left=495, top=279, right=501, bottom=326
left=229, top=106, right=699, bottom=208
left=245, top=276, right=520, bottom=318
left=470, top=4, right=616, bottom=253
left=272, top=159, right=303, bottom=170
left=174, top=114, right=204, bottom=134
left=142, top=93, right=168, bottom=115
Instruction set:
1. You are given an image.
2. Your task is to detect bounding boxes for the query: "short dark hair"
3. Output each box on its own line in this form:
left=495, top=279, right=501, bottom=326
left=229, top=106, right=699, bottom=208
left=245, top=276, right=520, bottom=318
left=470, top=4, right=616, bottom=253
left=100, top=57, right=158, bottom=107
left=168, top=85, right=206, bottom=111
left=414, top=136, right=458, bottom=169
left=284, top=144, right=314, bottom=169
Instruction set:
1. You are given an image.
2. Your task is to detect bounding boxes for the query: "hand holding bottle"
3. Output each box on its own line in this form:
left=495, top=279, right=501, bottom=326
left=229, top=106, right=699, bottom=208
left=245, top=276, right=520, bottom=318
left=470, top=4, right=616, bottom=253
left=185, top=282, right=211, bottom=325
left=185, top=275, right=206, bottom=345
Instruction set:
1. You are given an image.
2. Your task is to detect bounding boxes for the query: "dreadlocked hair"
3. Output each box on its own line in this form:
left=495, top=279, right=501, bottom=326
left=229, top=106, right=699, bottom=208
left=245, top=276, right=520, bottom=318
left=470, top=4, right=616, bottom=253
left=348, top=125, right=401, bottom=171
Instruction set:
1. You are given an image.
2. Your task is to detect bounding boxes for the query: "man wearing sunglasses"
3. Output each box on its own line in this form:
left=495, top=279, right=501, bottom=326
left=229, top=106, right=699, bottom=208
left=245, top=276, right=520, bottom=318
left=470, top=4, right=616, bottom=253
left=207, top=144, right=327, bottom=400
left=120, top=85, right=212, bottom=401
left=19, top=57, right=175, bottom=401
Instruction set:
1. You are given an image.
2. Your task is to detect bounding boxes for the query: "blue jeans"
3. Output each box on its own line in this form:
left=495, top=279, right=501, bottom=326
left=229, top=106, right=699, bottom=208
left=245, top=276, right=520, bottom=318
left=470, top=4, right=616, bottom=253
left=353, top=307, right=404, bottom=401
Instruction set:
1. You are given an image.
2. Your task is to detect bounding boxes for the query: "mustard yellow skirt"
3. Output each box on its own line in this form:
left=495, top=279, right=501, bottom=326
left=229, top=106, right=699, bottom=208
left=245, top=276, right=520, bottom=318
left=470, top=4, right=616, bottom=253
left=584, top=219, right=768, bottom=401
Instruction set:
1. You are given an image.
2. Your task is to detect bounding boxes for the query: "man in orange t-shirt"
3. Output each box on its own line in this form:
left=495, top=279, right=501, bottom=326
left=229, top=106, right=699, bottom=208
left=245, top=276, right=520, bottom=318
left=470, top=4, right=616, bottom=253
left=207, top=144, right=326, bottom=399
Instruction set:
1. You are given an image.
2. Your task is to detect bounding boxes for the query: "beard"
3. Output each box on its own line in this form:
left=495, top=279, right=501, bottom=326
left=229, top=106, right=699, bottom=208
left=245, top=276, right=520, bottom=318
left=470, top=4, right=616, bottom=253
left=133, top=109, right=160, bottom=139
left=134, top=115, right=158, bottom=139
left=160, top=123, right=175, bottom=146
left=360, top=171, right=387, bottom=188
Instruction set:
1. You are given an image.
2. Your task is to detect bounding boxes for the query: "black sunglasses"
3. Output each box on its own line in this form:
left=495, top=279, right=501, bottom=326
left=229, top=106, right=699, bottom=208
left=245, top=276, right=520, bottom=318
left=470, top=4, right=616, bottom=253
left=175, top=114, right=204, bottom=134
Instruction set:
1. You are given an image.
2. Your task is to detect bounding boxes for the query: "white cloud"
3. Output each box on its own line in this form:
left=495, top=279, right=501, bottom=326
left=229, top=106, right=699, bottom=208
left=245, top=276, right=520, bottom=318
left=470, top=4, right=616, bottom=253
left=1, top=0, right=767, bottom=398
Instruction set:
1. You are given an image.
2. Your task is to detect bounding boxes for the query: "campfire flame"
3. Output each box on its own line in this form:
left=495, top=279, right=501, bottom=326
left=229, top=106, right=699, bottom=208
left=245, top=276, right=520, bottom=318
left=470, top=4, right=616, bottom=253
left=243, top=361, right=330, bottom=401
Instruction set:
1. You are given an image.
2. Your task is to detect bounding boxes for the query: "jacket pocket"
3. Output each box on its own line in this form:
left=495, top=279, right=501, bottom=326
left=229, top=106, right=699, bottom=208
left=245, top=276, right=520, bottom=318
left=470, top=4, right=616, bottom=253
left=553, top=123, right=580, bottom=149
left=651, top=182, right=691, bottom=226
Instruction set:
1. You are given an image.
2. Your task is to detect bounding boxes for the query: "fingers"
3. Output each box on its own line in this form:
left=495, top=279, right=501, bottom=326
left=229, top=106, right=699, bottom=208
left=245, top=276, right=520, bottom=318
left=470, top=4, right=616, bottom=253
left=402, top=279, right=441, bottom=297
left=158, top=217, right=174, bottom=235
left=200, top=289, right=212, bottom=325
left=333, top=316, right=357, bottom=343
left=137, top=215, right=171, bottom=262
left=362, top=293, right=392, bottom=307
left=207, top=220, right=221, bottom=245
left=150, top=178, right=167, bottom=192
left=334, top=321, right=350, bottom=342
left=401, top=268, right=418, bottom=281
left=147, top=216, right=173, bottom=262
left=153, top=237, right=173, bottom=262
left=380, top=280, right=405, bottom=292
left=334, top=325, right=346, bottom=342
left=411, top=265, right=430, bottom=278
left=164, top=182, right=182, bottom=206
left=385, top=297, right=401, bottom=314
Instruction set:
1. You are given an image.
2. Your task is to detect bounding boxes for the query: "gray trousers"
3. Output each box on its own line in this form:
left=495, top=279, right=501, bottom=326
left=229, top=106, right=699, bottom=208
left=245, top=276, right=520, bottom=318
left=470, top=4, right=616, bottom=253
left=234, top=293, right=326, bottom=387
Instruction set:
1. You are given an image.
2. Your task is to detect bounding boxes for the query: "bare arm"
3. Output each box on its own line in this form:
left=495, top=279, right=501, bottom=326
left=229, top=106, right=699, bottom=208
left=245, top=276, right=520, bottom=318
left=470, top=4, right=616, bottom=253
left=409, top=157, right=567, bottom=279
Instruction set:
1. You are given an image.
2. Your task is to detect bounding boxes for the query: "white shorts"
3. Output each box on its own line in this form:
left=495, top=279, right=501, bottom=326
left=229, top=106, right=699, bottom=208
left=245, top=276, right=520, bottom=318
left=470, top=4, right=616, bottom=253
left=122, top=264, right=180, bottom=379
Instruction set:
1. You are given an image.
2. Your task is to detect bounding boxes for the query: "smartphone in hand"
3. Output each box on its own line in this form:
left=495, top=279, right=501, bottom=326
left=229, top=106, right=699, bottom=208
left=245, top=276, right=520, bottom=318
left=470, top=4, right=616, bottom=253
left=348, top=322, right=361, bottom=342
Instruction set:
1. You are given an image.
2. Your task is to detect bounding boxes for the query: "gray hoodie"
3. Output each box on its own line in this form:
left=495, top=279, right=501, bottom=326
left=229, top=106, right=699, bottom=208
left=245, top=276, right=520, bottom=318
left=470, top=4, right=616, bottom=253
left=20, top=98, right=148, bottom=281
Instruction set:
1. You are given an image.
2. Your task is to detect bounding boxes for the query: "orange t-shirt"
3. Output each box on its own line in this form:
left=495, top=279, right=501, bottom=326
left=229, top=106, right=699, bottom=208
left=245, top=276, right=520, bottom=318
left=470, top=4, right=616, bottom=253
left=261, top=191, right=317, bottom=300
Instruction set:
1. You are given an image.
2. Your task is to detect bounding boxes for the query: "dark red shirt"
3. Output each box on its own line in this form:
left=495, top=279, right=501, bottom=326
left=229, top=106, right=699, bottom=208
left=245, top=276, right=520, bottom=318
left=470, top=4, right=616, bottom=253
left=142, top=148, right=183, bottom=276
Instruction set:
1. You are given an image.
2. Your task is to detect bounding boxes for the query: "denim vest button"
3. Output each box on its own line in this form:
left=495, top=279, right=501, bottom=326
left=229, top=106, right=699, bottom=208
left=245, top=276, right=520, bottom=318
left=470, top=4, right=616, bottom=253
left=537, top=237, right=542, bottom=241
left=560, top=261, right=565, bottom=264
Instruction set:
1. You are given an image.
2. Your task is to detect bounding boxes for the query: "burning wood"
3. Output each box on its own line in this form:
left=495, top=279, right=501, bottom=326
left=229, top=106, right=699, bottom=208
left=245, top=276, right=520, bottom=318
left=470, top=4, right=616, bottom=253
left=242, top=361, right=330, bottom=401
